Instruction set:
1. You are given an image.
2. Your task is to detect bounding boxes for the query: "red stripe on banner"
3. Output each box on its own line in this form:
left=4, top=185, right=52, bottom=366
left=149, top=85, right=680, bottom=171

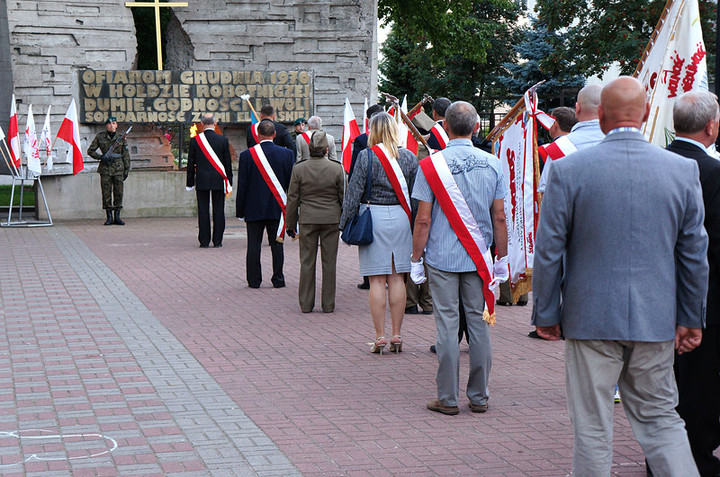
left=430, top=124, right=448, bottom=149
left=371, top=145, right=412, bottom=223
left=195, top=135, right=230, bottom=195
left=300, top=132, right=311, bottom=144
left=251, top=123, right=259, bottom=143
left=419, top=156, right=495, bottom=316
left=249, top=145, right=287, bottom=238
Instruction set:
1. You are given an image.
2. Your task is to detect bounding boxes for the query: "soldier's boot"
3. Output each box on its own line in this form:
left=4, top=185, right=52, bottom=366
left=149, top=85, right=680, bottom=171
left=104, top=210, right=113, bottom=226
left=113, top=210, right=125, bottom=226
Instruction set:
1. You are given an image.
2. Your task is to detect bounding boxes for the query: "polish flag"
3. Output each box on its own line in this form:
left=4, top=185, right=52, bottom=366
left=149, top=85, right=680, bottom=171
left=8, top=94, right=21, bottom=168
left=40, top=106, right=53, bottom=170
left=537, top=135, right=578, bottom=163
left=24, top=105, right=42, bottom=176
left=55, top=99, right=84, bottom=175
left=362, top=97, right=369, bottom=134
left=400, top=96, right=418, bottom=155
left=341, top=98, right=360, bottom=173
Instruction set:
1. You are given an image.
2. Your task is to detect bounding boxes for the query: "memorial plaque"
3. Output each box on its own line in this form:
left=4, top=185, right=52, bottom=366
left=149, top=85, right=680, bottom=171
left=79, top=69, right=314, bottom=124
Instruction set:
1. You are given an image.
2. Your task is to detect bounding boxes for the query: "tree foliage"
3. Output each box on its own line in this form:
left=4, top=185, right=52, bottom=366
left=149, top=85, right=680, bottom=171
left=130, top=6, right=172, bottom=70
left=378, top=0, right=522, bottom=115
left=535, top=0, right=716, bottom=79
left=498, top=19, right=586, bottom=110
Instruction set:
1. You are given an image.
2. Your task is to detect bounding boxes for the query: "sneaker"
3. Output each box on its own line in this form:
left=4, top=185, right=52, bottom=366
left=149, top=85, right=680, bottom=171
left=613, top=385, right=621, bottom=403
left=427, top=399, right=459, bottom=415
left=469, top=401, right=488, bottom=413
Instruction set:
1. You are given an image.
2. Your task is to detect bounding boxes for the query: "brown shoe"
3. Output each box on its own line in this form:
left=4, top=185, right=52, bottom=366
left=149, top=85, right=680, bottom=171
left=469, top=401, right=488, bottom=413
left=427, top=399, right=459, bottom=415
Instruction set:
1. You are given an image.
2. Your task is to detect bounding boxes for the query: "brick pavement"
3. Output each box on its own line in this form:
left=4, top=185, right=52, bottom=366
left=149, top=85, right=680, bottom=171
left=0, top=217, right=694, bottom=475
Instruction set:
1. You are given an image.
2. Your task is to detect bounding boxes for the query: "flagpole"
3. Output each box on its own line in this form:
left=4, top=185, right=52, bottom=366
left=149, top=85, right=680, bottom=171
left=380, top=92, right=432, bottom=151
left=0, top=139, right=19, bottom=176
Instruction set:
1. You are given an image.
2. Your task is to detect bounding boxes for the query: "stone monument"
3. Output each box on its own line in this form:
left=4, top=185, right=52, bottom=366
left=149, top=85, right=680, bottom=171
left=3, top=0, right=377, bottom=218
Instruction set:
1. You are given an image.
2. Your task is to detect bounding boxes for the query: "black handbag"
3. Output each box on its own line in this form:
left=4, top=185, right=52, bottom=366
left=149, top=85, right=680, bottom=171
left=341, top=154, right=374, bottom=245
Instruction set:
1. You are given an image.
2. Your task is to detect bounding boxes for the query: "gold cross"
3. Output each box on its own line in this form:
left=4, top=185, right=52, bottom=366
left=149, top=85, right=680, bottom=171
left=125, top=0, right=188, bottom=70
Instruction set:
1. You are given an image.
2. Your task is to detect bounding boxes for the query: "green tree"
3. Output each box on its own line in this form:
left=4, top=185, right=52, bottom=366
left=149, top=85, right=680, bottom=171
left=535, top=0, right=716, bottom=80
left=379, top=0, right=522, bottom=119
left=498, top=19, right=585, bottom=110
left=130, top=6, right=172, bottom=70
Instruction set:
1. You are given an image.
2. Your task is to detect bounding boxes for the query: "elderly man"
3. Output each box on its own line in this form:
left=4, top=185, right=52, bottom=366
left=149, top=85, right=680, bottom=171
left=538, top=84, right=605, bottom=194
left=285, top=131, right=345, bottom=313
left=532, top=76, right=708, bottom=476
left=295, top=115, right=337, bottom=163
left=667, top=90, right=720, bottom=477
left=412, top=101, right=509, bottom=415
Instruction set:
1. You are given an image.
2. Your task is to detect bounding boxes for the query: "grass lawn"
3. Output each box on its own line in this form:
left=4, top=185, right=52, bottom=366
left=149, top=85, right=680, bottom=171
left=0, top=185, right=35, bottom=207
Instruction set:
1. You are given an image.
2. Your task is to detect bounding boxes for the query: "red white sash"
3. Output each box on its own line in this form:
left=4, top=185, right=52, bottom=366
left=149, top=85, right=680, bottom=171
left=250, top=123, right=259, bottom=143
left=419, top=151, right=497, bottom=320
left=429, top=122, right=449, bottom=150
left=371, top=144, right=412, bottom=223
left=249, top=143, right=287, bottom=239
left=300, top=131, right=312, bottom=145
left=195, top=132, right=232, bottom=195
left=537, top=135, right=577, bottom=163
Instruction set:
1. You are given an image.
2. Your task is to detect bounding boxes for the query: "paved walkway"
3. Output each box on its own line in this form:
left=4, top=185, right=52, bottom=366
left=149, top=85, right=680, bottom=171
left=0, top=218, right=669, bottom=475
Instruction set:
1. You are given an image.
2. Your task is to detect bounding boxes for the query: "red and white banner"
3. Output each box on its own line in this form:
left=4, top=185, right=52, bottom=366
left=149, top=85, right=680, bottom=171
left=492, top=91, right=539, bottom=298
left=55, top=99, right=85, bottom=175
left=537, top=135, right=577, bottom=163
left=635, top=0, right=708, bottom=146
left=419, top=151, right=497, bottom=322
left=40, top=106, right=53, bottom=170
left=299, top=131, right=312, bottom=145
left=249, top=144, right=287, bottom=239
left=429, top=123, right=449, bottom=150
left=24, top=105, right=42, bottom=176
left=8, top=94, right=21, bottom=169
left=250, top=123, right=259, bottom=143
left=400, top=96, right=419, bottom=155
left=195, top=132, right=232, bottom=195
left=341, top=98, right=361, bottom=173
left=370, top=144, right=411, bottom=223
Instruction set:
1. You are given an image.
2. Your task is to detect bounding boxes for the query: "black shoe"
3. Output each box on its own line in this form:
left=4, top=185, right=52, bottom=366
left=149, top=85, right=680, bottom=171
left=421, top=308, right=434, bottom=315
left=517, top=300, right=528, bottom=306
left=357, top=282, right=370, bottom=290
left=405, top=305, right=419, bottom=315
left=272, top=282, right=285, bottom=288
left=528, top=330, right=543, bottom=339
left=113, top=210, right=125, bottom=226
left=213, top=243, right=222, bottom=248
left=430, top=345, right=436, bottom=354
left=104, top=211, right=113, bottom=226
left=496, top=300, right=512, bottom=306
left=199, top=244, right=210, bottom=248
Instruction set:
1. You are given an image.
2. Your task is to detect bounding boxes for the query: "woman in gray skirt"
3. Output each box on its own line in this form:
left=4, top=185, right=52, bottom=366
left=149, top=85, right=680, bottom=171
left=340, top=112, right=419, bottom=354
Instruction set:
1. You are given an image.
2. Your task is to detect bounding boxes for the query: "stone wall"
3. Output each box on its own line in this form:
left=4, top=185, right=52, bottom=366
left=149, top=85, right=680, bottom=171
left=5, top=1, right=377, bottom=181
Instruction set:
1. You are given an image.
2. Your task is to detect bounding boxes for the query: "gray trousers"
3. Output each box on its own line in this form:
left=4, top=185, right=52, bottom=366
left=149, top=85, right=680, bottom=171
left=565, top=339, right=698, bottom=477
left=427, top=265, right=491, bottom=407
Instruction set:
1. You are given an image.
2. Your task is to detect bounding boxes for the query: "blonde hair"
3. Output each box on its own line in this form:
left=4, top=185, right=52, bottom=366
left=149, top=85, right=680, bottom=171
left=368, top=112, right=400, bottom=159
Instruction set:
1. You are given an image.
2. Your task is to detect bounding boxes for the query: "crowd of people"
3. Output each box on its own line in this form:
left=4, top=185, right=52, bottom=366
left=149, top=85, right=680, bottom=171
left=182, top=78, right=719, bottom=476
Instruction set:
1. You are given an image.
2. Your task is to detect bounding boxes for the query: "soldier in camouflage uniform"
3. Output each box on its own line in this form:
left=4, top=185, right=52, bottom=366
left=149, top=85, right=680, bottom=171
left=87, top=117, right=131, bottom=225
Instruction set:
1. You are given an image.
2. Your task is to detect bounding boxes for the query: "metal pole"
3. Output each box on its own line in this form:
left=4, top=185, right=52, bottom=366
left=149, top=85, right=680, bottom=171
left=178, top=123, right=184, bottom=170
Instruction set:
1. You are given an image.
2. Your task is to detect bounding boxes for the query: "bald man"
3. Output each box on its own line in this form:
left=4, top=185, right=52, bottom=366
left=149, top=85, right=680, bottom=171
left=532, top=77, right=707, bottom=476
left=538, top=84, right=606, bottom=194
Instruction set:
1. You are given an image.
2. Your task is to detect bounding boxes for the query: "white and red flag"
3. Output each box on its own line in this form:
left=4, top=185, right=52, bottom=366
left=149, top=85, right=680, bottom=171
left=24, top=105, right=42, bottom=176
left=40, top=106, right=53, bottom=170
left=8, top=94, right=21, bottom=169
left=363, top=97, right=369, bottom=134
left=537, top=135, right=577, bottom=163
left=55, top=99, right=84, bottom=175
left=341, top=98, right=361, bottom=173
left=399, top=96, right=419, bottom=155
left=634, top=0, right=708, bottom=146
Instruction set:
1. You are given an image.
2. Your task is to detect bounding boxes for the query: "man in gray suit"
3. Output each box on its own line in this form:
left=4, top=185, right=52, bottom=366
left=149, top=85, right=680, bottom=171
left=532, top=76, right=708, bottom=476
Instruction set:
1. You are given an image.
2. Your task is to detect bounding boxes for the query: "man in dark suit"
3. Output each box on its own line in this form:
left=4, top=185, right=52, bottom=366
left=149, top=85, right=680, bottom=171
left=667, top=90, right=720, bottom=477
left=186, top=113, right=233, bottom=248
left=237, top=120, right=294, bottom=288
left=426, top=97, right=451, bottom=151
left=533, top=77, right=707, bottom=475
left=246, top=104, right=296, bottom=155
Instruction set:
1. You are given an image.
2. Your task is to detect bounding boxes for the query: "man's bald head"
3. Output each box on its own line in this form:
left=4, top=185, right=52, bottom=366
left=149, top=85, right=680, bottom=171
left=575, top=84, right=602, bottom=121
left=598, top=77, right=649, bottom=134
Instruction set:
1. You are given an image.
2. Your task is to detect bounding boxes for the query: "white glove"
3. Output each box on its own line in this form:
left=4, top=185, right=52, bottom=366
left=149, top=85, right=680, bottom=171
left=410, top=257, right=427, bottom=284
left=186, top=186, right=194, bottom=191
left=493, top=255, right=509, bottom=283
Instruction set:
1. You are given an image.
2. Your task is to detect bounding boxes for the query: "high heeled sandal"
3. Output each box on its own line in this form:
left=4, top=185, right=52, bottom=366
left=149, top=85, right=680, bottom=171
left=371, top=337, right=387, bottom=354
left=388, top=335, right=402, bottom=353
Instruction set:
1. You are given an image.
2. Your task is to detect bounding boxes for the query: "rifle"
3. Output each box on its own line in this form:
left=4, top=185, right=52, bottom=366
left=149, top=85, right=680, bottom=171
left=101, top=125, right=132, bottom=164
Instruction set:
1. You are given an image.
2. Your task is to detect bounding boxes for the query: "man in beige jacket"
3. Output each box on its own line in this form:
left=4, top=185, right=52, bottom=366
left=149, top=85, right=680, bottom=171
left=286, top=131, right=346, bottom=313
